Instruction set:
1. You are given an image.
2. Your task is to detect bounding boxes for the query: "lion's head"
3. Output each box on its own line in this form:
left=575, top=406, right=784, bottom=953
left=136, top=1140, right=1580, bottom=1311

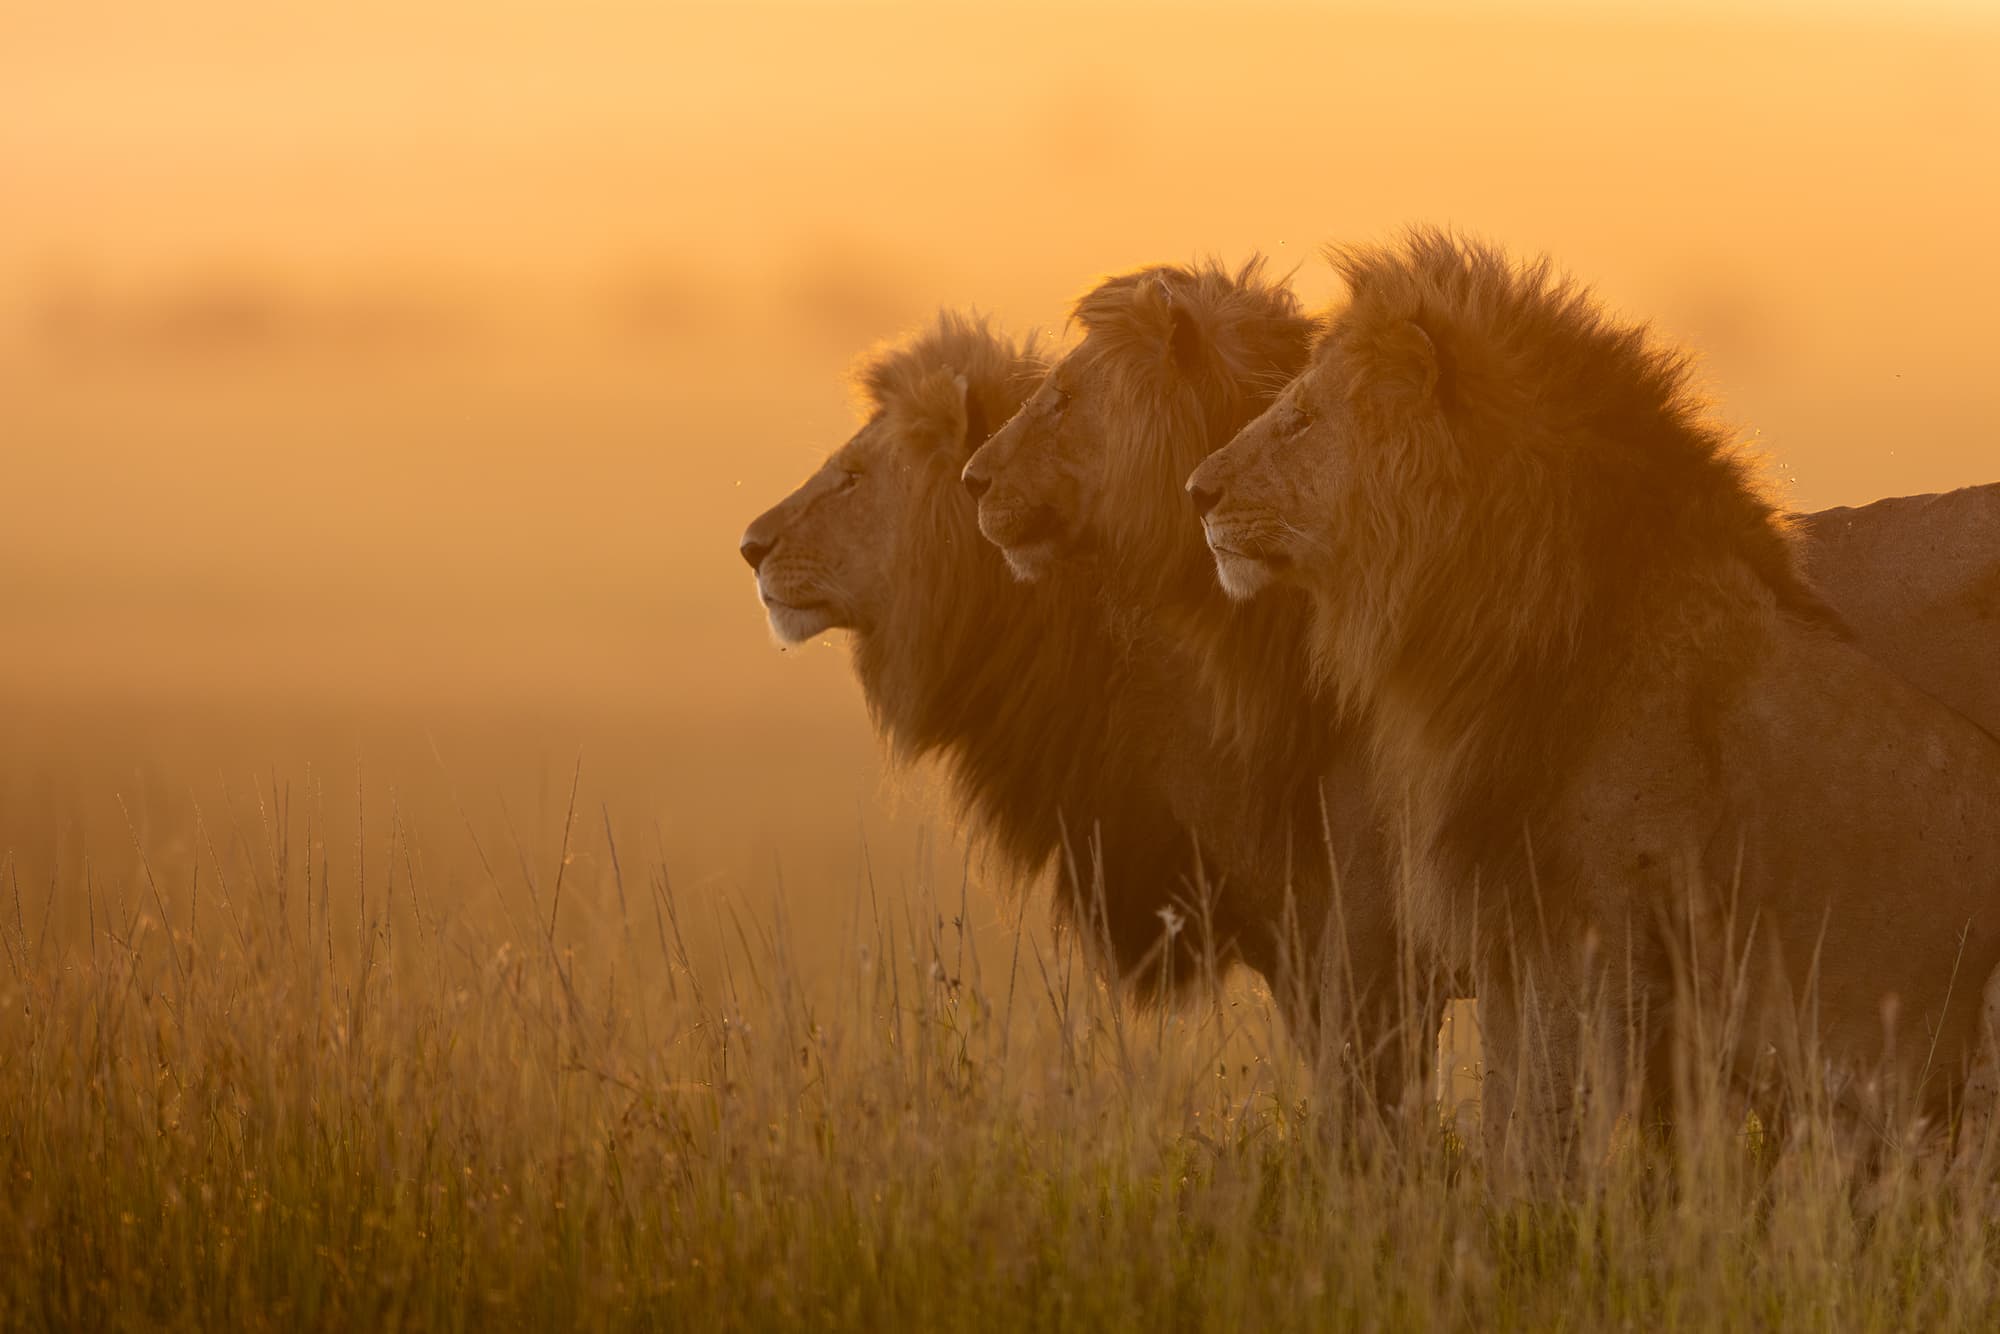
left=742, top=313, right=1037, bottom=647
left=961, top=259, right=1317, bottom=594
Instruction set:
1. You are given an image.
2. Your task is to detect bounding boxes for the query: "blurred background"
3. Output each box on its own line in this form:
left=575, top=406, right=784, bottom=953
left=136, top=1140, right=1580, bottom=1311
left=3, top=0, right=1996, bottom=950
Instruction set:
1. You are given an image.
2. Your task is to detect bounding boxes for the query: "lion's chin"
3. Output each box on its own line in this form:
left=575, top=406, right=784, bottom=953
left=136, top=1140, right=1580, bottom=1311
left=1209, top=547, right=1278, bottom=602
left=763, top=597, right=839, bottom=645
left=977, top=503, right=1071, bottom=582
left=1000, top=541, right=1062, bottom=583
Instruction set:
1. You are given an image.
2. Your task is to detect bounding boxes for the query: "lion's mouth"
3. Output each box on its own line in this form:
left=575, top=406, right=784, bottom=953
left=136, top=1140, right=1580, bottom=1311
left=1204, top=526, right=1288, bottom=565
left=1209, top=543, right=1290, bottom=568
left=1203, top=525, right=1293, bottom=602
left=978, top=503, right=1072, bottom=555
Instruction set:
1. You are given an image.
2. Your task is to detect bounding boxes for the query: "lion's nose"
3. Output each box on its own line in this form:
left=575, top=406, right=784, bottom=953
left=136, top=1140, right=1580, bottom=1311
left=961, top=467, right=991, bottom=502
left=740, top=535, right=774, bottom=572
left=1187, top=480, right=1220, bottom=518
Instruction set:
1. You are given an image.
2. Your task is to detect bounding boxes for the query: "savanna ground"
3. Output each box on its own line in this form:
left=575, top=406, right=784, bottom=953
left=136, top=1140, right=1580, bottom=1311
left=6, top=3, right=2000, bottom=1329
left=11, top=708, right=2000, bottom=1331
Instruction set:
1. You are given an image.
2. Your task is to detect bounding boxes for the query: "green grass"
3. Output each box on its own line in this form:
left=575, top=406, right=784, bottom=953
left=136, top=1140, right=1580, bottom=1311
left=4, top=775, right=1999, bottom=1332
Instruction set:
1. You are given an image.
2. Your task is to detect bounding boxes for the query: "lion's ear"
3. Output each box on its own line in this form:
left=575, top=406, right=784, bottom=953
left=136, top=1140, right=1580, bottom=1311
left=1158, top=279, right=1205, bottom=376
left=1169, top=305, right=1204, bottom=376
left=898, top=372, right=977, bottom=459
left=1385, top=319, right=1449, bottom=405
left=954, top=372, right=989, bottom=453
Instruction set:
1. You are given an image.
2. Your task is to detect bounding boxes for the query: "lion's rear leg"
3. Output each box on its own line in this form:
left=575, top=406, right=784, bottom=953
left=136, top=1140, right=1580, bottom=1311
left=1283, top=942, right=1452, bottom=1136
left=1948, top=960, right=2000, bottom=1183
left=1477, top=963, right=1640, bottom=1192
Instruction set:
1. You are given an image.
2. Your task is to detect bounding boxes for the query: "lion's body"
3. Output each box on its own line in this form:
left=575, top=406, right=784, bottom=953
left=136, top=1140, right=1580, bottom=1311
left=1190, top=231, right=2000, bottom=1151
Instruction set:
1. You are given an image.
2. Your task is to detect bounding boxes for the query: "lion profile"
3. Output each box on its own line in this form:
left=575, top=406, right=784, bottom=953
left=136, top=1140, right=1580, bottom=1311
left=962, top=259, right=1342, bottom=780
left=962, top=262, right=1444, bottom=1097
left=741, top=312, right=1259, bottom=995
left=1190, top=229, right=2000, bottom=1158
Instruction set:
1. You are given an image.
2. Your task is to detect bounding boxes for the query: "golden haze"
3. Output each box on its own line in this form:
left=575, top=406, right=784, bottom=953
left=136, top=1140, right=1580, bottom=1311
left=2, top=1, right=1996, bottom=927
left=3, top=9, right=1999, bottom=1323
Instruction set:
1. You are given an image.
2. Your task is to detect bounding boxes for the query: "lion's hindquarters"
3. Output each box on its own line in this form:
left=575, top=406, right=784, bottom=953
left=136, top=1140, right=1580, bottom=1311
left=1468, top=610, right=2000, bottom=1163
left=1712, top=623, right=2000, bottom=1117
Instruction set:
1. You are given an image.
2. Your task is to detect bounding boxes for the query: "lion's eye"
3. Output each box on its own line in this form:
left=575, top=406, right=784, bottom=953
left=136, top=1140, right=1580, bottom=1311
left=1049, top=386, right=1071, bottom=414
left=1282, top=404, right=1313, bottom=438
left=836, top=470, right=863, bottom=491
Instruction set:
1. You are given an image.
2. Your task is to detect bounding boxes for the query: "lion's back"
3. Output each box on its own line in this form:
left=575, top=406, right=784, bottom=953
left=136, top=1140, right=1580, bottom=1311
left=1796, top=481, right=2000, bottom=735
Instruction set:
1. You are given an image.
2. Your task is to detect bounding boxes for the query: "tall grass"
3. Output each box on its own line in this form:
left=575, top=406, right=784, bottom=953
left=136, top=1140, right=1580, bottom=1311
left=3, top=769, right=1998, bottom=1331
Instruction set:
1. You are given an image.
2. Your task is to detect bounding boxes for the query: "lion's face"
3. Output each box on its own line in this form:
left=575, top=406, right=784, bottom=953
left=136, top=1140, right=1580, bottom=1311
left=1186, top=367, right=1349, bottom=600
left=959, top=348, right=1107, bottom=582
left=740, top=415, right=918, bottom=643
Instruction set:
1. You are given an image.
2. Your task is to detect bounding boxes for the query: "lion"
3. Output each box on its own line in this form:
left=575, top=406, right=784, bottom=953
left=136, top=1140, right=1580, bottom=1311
left=960, top=257, right=2000, bottom=1128
left=960, top=262, right=1447, bottom=1099
left=1187, top=228, right=2000, bottom=1166
left=740, top=311, right=1312, bottom=1004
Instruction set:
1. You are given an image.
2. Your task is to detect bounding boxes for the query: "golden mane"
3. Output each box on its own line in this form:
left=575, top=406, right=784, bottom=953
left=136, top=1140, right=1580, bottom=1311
left=1254, top=230, right=2000, bottom=1149
left=1313, top=228, right=1844, bottom=902
left=846, top=312, right=1240, bottom=993
left=1068, top=259, right=1333, bottom=772
left=999, top=263, right=1451, bottom=1060
left=853, top=311, right=1040, bottom=446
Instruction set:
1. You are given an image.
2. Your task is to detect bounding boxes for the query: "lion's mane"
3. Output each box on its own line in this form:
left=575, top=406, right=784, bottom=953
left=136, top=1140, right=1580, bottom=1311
left=1068, top=259, right=1337, bottom=781
left=849, top=313, right=1233, bottom=991
left=1046, top=262, right=1439, bottom=1066
left=1311, top=230, right=1844, bottom=925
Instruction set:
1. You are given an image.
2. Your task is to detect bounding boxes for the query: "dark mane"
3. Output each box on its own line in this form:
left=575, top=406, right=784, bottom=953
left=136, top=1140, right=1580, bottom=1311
left=1067, top=259, right=1336, bottom=774
left=849, top=312, right=1232, bottom=993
